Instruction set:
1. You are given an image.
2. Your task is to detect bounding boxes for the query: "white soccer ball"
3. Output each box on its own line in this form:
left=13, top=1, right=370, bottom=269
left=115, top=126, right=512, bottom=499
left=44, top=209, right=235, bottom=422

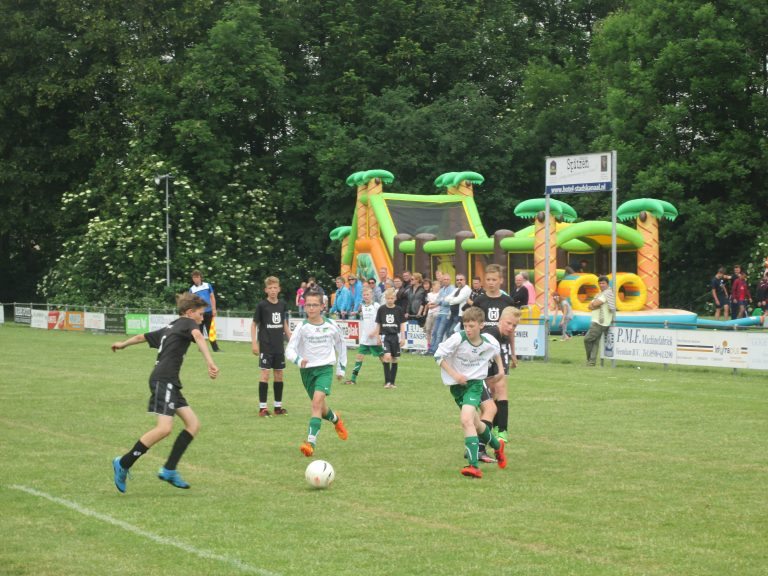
left=305, top=459, right=335, bottom=489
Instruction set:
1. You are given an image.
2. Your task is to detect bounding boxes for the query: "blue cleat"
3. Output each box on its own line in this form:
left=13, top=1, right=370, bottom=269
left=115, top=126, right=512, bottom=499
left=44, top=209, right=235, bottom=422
left=112, top=457, right=129, bottom=493
left=157, top=467, right=190, bottom=489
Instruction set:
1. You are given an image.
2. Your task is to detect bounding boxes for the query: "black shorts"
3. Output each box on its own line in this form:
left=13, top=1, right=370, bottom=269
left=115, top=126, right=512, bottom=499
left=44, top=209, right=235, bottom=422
left=481, top=381, right=493, bottom=403
left=147, top=380, right=188, bottom=416
left=487, top=342, right=511, bottom=378
left=259, top=353, right=286, bottom=370
left=382, top=334, right=401, bottom=358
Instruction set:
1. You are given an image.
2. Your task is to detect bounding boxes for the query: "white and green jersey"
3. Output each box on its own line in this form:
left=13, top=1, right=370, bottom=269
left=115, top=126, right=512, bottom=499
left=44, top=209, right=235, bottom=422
left=434, top=331, right=500, bottom=385
left=286, top=318, right=346, bottom=375
left=358, top=302, right=380, bottom=346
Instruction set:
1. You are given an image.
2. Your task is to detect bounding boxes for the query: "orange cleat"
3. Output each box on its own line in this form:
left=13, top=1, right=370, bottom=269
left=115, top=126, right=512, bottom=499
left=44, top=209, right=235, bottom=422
left=300, top=442, right=314, bottom=457
left=495, top=438, right=507, bottom=469
left=461, top=465, right=483, bottom=479
left=334, top=415, right=348, bottom=441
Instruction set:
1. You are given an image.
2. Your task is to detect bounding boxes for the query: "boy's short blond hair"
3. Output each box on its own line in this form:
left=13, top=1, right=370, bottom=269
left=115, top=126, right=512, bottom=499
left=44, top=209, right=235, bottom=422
left=501, top=306, right=522, bottom=319
left=264, top=276, right=280, bottom=287
left=485, top=264, right=503, bottom=277
left=462, top=306, right=485, bottom=324
left=362, top=286, right=373, bottom=295
left=384, top=287, right=396, bottom=299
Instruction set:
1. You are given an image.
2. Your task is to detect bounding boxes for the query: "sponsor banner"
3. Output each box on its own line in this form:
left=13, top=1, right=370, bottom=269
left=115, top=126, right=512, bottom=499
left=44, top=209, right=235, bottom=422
left=404, top=322, right=427, bottom=351
left=125, top=313, right=149, bottom=335
left=31, top=309, right=49, bottom=329
left=105, top=312, right=125, bottom=334
left=149, top=314, right=177, bottom=332
left=746, top=332, right=768, bottom=370
left=604, top=327, right=676, bottom=364
left=515, top=323, right=546, bottom=357
left=675, top=330, right=749, bottom=369
left=14, top=305, right=32, bottom=325
left=218, top=316, right=252, bottom=342
left=0, top=305, right=4, bottom=323
left=545, top=152, right=613, bottom=195
left=84, top=311, right=105, bottom=331
left=64, top=311, right=85, bottom=331
left=48, top=310, right=65, bottom=329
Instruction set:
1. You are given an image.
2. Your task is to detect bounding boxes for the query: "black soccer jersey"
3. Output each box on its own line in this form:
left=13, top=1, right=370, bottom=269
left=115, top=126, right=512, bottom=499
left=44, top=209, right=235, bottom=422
left=253, top=299, right=289, bottom=354
left=144, top=317, right=198, bottom=387
left=472, top=293, right=514, bottom=341
left=375, top=304, right=405, bottom=335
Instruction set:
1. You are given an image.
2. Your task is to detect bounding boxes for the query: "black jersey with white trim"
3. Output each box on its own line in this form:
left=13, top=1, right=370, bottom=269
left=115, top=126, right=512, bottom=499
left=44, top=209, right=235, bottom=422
left=144, top=317, right=198, bottom=387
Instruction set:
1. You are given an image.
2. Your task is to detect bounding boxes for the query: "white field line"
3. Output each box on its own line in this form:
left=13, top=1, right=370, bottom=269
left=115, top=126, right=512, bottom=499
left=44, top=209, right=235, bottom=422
left=9, top=485, right=279, bottom=576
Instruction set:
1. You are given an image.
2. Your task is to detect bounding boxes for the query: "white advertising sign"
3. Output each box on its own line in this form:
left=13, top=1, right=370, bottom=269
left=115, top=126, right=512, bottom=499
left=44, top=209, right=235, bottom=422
left=746, top=332, right=768, bottom=370
left=603, top=327, right=676, bottom=364
left=0, top=305, right=4, bottom=323
left=219, top=316, right=252, bottom=342
left=30, top=309, right=49, bottom=329
left=514, top=323, right=546, bottom=357
left=404, top=322, right=428, bottom=351
left=546, top=152, right=613, bottom=194
left=84, top=311, right=105, bottom=331
left=675, top=330, right=749, bottom=369
left=149, top=314, right=177, bottom=332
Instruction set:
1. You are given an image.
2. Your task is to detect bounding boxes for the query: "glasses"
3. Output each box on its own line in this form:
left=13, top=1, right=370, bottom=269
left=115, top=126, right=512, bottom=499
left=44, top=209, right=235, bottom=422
left=368, top=280, right=376, bottom=284
left=348, top=278, right=356, bottom=282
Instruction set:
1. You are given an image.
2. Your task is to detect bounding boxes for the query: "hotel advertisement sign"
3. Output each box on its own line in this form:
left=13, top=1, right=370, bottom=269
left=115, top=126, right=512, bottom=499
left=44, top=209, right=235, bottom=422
left=546, top=152, right=613, bottom=195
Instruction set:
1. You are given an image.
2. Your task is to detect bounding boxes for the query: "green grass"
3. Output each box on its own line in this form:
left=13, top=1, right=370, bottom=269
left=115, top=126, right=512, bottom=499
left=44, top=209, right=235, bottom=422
left=1, top=323, right=766, bottom=576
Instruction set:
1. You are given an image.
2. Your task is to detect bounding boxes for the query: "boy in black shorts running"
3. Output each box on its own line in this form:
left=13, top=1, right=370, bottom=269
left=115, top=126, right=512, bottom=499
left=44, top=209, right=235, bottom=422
left=371, top=288, right=406, bottom=389
left=110, top=293, right=219, bottom=493
left=251, top=276, right=292, bottom=416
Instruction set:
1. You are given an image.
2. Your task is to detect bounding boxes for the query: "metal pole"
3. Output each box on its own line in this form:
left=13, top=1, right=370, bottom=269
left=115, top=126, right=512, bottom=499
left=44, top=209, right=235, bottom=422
left=544, top=190, right=551, bottom=363
left=611, top=150, right=618, bottom=368
left=165, top=177, right=170, bottom=287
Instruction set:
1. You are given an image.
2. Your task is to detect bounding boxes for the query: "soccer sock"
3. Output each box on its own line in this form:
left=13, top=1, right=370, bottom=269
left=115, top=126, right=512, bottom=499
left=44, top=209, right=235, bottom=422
left=307, top=417, right=322, bottom=445
left=479, top=419, right=493, bottom=453
left=274, top=381, right=284, bottom=406
left=323, top=408, right=338, bottom=423
left=464, top=436, right=480, bottom=467
left=479, top=422, right=500, bottom=451
left=495, top=400, right=509, bottom=433
left=164, top=430, right=194, bottom=470
left=383, top=362, right=391, bottom=383
left=352, top=360, right=363, bottom=382
left=120, top=440, right=149, bottom=470
left=259, top=381, right=268, bottom=407
left=391, top=362, right=399, bottom=384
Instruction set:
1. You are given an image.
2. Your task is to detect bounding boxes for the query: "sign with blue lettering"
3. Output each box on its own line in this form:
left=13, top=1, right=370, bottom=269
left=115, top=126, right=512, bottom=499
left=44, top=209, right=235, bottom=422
left=545, top=152, right=613, bottom=195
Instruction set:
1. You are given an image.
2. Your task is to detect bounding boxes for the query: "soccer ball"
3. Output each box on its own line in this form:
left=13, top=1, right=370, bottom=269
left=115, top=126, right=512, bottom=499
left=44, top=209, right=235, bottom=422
left=305, top=460, right=335, bottom=489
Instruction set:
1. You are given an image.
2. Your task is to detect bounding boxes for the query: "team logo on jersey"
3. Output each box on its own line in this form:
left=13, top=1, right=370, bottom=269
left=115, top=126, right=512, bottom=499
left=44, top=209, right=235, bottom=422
left=272, top=312, right=281, bottom=324
left=386, top=314, right=395, bottom=324
left=488, top=308, right=500, bottom=321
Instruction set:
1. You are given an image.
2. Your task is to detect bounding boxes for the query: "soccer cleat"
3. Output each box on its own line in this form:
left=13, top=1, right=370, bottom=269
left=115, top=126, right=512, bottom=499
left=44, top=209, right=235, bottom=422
left=157, top=467, right=190, bottom=489
left=384, top=382, right=392, bottom=388
left=478, top=451, right=497, bottom=464
left=495, top=438, right=507, bottom=469
left=334, top=414, right=348, bottom=440
left=461, top=465, right=483, bottom=479
left=497, top=430, right=509, bottom=443
left=258, top=408, right=271, bottom=417
left=112, top=457, right=129, bottom=493
left=273, top=407, right=287, bottom=415
left=344, top=379, right=355, bottom=385
left=300, top=442, right=314, bottom=457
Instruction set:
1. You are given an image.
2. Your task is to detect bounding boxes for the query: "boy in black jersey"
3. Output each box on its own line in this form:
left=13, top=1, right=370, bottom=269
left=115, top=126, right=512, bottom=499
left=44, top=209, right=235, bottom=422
left=371, top=288, right=406, bottom=389
left=471, top=264, right=515, bottom=460
left=110, top=293, right=219, bottom=493
left=251, top=276, right=292, bottom=416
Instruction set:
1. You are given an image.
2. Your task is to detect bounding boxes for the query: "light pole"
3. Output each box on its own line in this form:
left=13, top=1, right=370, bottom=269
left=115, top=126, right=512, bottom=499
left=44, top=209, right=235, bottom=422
left=154, top=174, right=173, bottom=287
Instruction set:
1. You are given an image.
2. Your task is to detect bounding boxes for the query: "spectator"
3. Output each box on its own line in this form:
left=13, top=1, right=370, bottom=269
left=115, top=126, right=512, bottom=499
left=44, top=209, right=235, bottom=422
left=394, top=275, right=409, bottom=312
left=731, top=269, right=752, bottom=319
left=426, top=273, right=455, bottom=355
left=423, top=279, right=439, bottom=350
left=466, top=276, right=485, bottom=307
left=520, top=270, right=536, bottom=307
left=329, top=276, right=351, bottom=319
left=710, top=267, right=730, bottom=321
left=444, top=273, right=471, bottom=332
left=296, top=281, right=307, bottom=317
left=584, top=276, right=615, bottom=366
left=552, top=293, right=573, bottom=339
left=376, top=266, right=389, bottom=296
left=347, top=274, right=362, bottom=318
left=511, top=274, right=529, bottom=309
left=406, top=272, right=426, bottom=322
left=366, top=277, right=382, bottom=303
left=756, top=269, right=768, bottom=311
left=188, top=270, right=221, bottom=352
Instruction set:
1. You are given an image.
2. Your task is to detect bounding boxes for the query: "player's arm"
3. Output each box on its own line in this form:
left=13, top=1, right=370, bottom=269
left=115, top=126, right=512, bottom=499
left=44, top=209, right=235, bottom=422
left=111, top=333, right=146, bottom=351
left=333, top=322, right=346, bottom=379
left=250, top=320, right=259, bottom=355
left=438, top=359, right=467, bottom=385
left=191, top=328, right=219, bottom=379
left=711, top=286, right=718, bottom=303
left=283, top=318, right=292, bottom=340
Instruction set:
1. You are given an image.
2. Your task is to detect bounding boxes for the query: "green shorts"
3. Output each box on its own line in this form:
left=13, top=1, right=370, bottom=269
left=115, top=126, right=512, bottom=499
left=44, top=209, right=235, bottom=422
left=300, top=365, right=334, bottom=398
left=357, top=344, right=384, bottom=357
left=450, top=379, right=484, bottom=409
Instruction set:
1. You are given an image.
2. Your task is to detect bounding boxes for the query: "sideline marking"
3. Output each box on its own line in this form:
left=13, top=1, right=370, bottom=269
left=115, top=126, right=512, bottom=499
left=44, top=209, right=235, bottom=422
left=8, top=485, right=279, bottom=576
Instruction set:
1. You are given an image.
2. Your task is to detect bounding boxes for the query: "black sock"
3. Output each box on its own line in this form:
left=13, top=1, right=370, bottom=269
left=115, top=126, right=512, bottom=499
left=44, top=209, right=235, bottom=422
left=274, top=381, right=284, bottom=403
left=383, top=362, right=391, bottom=383
left=496, top=400, right=509, bottom=432
left=120, top=440, right=149, bottom=470
left=391, top=362, right=399, bottom=384
left=259, top=381, right=268, bottom=404
left=164, top=430, right=194, bottom=471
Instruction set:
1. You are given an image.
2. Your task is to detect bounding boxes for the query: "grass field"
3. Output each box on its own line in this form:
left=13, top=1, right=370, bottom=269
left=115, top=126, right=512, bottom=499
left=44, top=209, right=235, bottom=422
left=1, top=322, right=766, bottom=576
